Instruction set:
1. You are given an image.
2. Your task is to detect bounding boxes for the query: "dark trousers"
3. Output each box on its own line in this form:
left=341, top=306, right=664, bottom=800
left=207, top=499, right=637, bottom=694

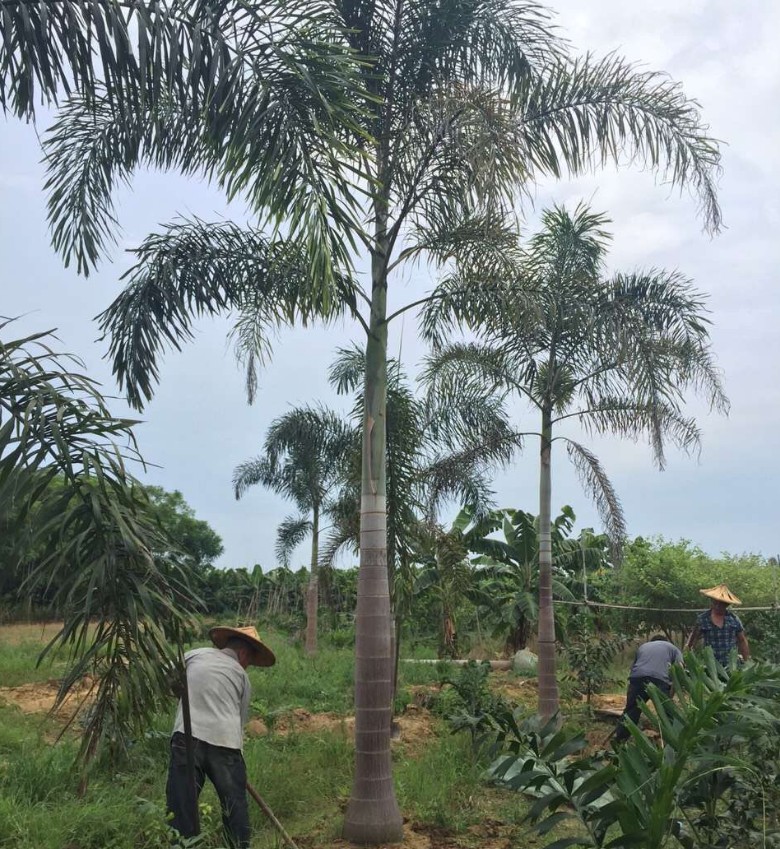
left=614, top=676, right=671, bottom=742
left=166, top=732, right=250, bottom=848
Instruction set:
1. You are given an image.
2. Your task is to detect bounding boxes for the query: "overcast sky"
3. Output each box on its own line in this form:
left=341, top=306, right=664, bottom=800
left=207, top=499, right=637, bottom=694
left=2, top=0, right=778, bottom=570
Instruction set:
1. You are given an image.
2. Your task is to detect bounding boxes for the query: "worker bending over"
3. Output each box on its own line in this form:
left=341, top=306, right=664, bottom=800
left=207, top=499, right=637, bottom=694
left=615, top=634, right=682, bottom=743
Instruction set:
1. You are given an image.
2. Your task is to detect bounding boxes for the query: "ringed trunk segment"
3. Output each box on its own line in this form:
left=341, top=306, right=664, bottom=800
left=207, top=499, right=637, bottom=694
left=537, top=419, right=559, bottom=720
left=343, top=273, right=403, bottom=843
left=343, top=495, right=404, bottom=843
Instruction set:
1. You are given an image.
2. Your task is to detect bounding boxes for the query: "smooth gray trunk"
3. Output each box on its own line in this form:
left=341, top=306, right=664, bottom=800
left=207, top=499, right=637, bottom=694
left=537, top=409, right=559, bottom=719
left=304, top=506, right=320, bottom=655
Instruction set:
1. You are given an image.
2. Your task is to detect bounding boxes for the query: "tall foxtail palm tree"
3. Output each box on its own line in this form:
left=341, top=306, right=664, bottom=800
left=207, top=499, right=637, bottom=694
left=233, top=407, right=352, bottom=654
left=423, top=203, right=728, bottom=719
left=40, top=2, right=724, bottom=840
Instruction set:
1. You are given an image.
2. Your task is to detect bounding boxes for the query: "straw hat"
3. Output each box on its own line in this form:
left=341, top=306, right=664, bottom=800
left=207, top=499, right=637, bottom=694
left=699, top=584, right=742, bottom=606
left=208, top=625, right=276, bottom=667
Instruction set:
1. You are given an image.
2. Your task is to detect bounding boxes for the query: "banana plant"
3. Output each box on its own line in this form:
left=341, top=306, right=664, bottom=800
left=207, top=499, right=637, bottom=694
left=469, top=507, right=580, bottom=653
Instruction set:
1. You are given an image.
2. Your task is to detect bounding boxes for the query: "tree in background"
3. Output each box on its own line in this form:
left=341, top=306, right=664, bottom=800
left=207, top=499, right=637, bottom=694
left=233, top=407, right=352, bottom=654
left=143, top=486, right=224, bottom=573
left=424, top=204, right=728, bottom=719
left=0, top=322, right=196, bottom=777
left=321, top=345, right=520, bottom=677
left=38, top=0, right=724, bottom=836
left=591, top=537, right=777, bottom=642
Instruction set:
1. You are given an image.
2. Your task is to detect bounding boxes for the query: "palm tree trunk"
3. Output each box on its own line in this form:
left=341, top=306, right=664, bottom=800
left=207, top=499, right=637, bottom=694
left=537, top=409, right=559, bottom=720
left=304, top=505, right=320, bottom=655
left=342, top=223, right=403, bottom=844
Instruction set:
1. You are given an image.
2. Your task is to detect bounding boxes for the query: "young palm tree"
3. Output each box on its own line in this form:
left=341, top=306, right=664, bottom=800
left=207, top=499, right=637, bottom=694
left=233, top=407, right=352, bottom=654
left=423, top=203, right=729, bottom=719
left=321, top=345, right=521, bottom=684
left=0, top=321, right=196, bottom=773
left=39, top=2, right=725, bottom=839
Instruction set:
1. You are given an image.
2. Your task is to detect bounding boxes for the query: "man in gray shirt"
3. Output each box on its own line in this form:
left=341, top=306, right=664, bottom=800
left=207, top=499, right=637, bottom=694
left=614, top=635, right=683, bottom=743
left=167, top=625, right=275, bottom=848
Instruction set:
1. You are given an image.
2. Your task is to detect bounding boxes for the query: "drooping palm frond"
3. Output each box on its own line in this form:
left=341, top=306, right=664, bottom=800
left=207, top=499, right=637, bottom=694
left=601, top=270, right=729, bottom=414
left=41, top=11, right=367, bottom=276
left=514, top=53, right=722, bottom=232
left=0, top=0, right=220, bottom=119
left=564, top=438, right=626, bottom=554
left=318, top=483, right=361, bottom=570
left=562, top=397, right=702, bottom=470
left=96, top=219, right=360, bottom=410
left=233, top=457, right=273, bottom=501
left=422, top=341, right=535, bottom=408
left=276, top=515, right=314, bottom=566
left=328, top=343, right=368, bottom=396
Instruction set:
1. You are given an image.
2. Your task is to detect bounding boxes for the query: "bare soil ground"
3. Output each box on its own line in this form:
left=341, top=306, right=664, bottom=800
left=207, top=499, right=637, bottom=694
left=0, top=677, right=94, bottom=722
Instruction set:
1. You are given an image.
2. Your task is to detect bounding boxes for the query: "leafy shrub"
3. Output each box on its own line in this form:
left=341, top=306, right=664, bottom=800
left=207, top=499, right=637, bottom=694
left=488, top=653, right=780, bottom=848
left=436, top=661, right=511, bottom=751
left=564, top=614, right=626, bottom=704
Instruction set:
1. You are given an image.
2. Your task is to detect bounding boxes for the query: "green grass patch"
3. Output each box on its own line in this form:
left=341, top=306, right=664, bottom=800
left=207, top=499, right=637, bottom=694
left=0, top=638, right=67, bottom=687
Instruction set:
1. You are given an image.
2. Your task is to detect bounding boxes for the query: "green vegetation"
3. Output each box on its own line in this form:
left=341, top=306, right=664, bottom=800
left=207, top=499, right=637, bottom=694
left=0, top=629, right=550, bottom=849
left=3, top=1, right=770, bottom=846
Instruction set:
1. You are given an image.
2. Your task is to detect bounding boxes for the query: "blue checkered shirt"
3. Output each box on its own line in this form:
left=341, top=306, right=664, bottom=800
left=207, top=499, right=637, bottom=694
left=696, top=610, right=744, bottom=666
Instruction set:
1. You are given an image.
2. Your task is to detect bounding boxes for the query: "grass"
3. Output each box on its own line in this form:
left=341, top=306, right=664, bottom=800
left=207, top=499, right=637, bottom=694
left=0, top=635, right=68, bottom=687
left=0, top=622, right=592, bottom=848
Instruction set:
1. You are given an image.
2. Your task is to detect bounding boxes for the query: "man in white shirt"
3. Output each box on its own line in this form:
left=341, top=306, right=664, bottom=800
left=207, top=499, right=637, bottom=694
left=167, top=625, right=275, bottom=848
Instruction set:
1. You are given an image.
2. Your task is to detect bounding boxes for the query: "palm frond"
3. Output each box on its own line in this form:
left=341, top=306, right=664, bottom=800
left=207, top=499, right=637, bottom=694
left=0, top=320, right=198, bottom=767
left=96, top=219, right=359, bottom=410
left=564, top=398, right=702, bottom=470
left=232, top=457, right=273, bottom=500
left=275, top=514, right=313, bottom=566
left=394, top=0, right=563, bottom=102
left=564, top=439, right=626, bottom=556
left=42, top=22, right=366, bottom=276
left=515, top=53, right=722, bottom=232
left=0, top=0, right=224, bottom=119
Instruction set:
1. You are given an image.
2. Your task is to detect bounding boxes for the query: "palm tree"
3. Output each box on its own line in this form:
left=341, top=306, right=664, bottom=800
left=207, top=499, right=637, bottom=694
left=424, top=203, right=728, bottom=719
left=320, top=345, right=520, bottom=671
left=233, top=407, right=352, bottom=654
left=39, top=3, right=725, bottom=839
left=0, top=321, right=196, bottom=774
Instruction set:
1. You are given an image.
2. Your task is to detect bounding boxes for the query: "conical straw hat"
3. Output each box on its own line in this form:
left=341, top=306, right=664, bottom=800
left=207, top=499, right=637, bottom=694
left=209, top=625, right=276, bottom=667
left=699, top=584, right=742, bottom=605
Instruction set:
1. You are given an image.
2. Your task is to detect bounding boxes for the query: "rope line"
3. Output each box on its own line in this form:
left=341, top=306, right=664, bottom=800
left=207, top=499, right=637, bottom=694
left=553, top=599, right=780, bottom=613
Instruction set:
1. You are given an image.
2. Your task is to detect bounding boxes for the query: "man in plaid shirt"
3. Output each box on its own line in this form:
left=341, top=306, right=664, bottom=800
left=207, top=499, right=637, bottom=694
left=686, top=584, right=750, bottom=666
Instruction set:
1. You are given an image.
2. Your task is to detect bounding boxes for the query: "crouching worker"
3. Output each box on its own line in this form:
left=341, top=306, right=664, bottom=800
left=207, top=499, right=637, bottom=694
left=614, top=634, right=682, bottom=743
left=167, top=625, right=275, bottom=848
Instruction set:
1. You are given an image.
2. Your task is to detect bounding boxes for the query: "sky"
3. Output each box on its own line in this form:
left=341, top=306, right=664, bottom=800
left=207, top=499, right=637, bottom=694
left=1, top=0, right=779, bottom=570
